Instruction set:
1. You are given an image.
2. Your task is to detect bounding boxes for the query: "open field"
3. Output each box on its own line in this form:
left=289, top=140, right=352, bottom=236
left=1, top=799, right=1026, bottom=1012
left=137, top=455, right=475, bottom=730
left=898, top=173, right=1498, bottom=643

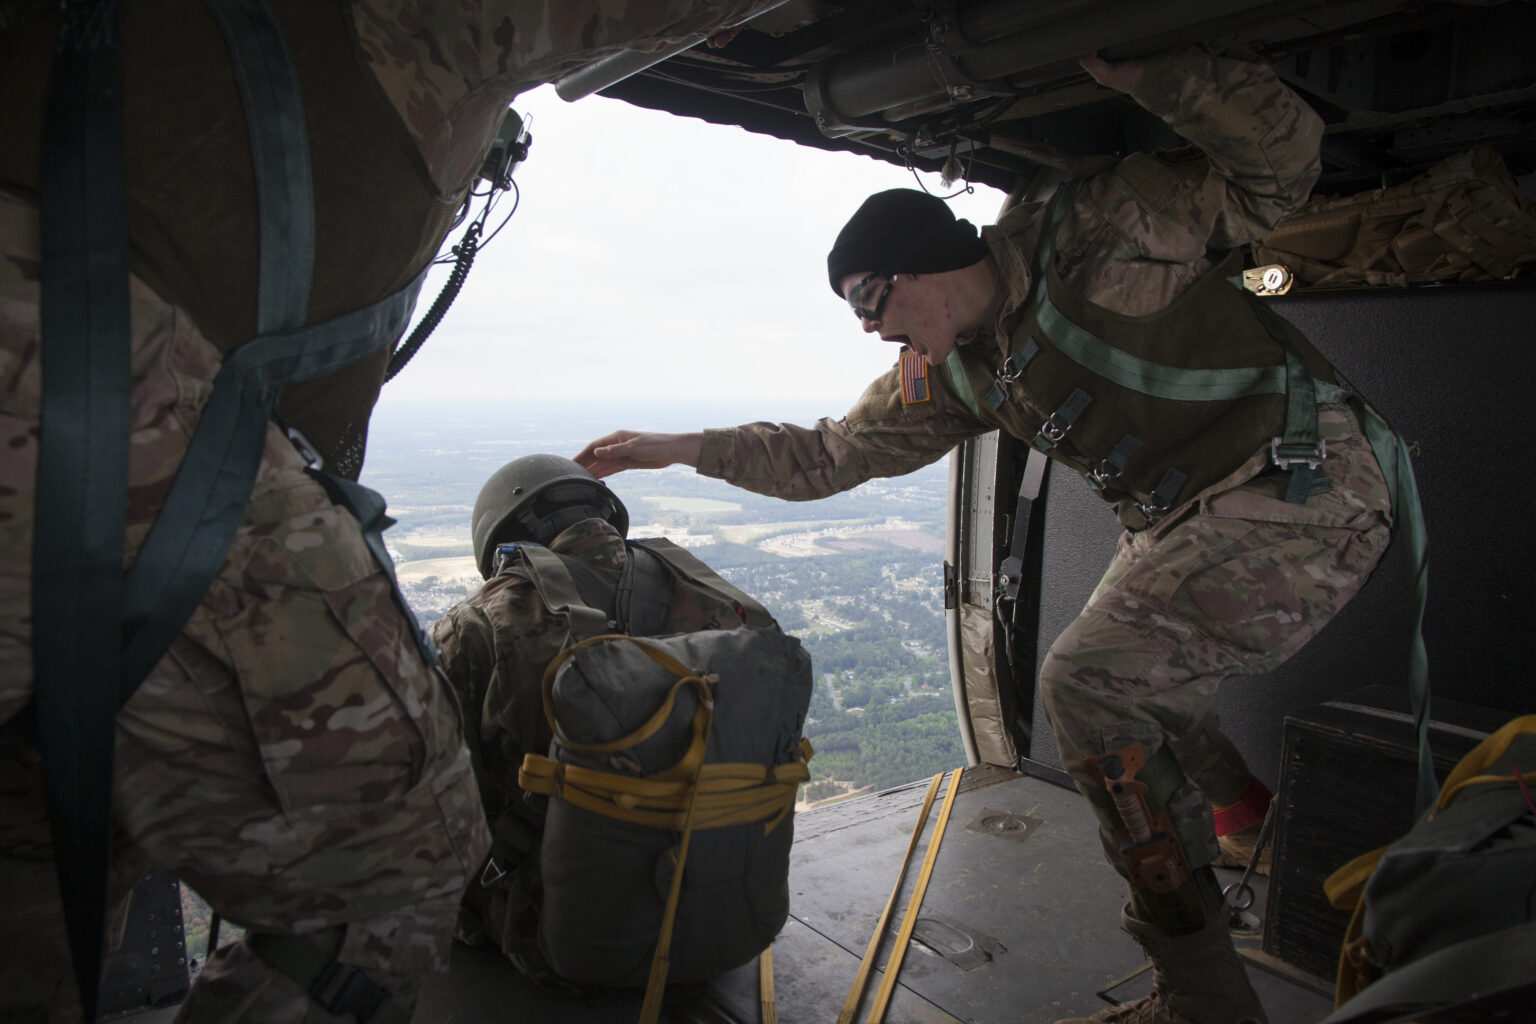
left=638, top=495, right=743, bottom=514
left=393, top=528, right=472, bottom=551
left=396, top=555, right=480, bottom=585
left=759, top=518, right=941, bottom=558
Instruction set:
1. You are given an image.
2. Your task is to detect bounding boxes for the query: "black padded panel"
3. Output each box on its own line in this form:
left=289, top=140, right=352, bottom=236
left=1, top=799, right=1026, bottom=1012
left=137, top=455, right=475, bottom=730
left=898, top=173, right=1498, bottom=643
left=1027, top=281, right=1536, bottom=787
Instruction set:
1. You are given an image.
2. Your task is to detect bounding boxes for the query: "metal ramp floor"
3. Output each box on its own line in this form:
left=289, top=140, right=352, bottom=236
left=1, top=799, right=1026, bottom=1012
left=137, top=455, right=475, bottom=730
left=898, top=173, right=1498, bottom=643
left=415, top=766, right=1333, bottom=1023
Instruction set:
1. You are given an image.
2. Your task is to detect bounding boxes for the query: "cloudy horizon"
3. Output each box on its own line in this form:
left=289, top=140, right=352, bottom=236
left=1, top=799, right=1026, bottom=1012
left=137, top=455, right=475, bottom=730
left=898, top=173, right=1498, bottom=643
left=374, top=82, right=1007, bottom=431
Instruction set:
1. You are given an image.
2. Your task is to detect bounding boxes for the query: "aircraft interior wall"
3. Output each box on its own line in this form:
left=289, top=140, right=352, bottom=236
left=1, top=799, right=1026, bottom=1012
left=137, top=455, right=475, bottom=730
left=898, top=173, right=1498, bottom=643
left=1025, top=281, right=1536, bottom=788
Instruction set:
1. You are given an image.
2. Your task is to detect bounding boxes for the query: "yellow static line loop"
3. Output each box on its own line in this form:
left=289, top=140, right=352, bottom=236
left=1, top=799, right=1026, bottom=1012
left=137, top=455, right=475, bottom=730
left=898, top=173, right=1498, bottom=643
left=837, top=771, right=945, bottom=1024
left=868, top=767, right=965, bottom=1024
left=759, top=947, right=777, bottom=1024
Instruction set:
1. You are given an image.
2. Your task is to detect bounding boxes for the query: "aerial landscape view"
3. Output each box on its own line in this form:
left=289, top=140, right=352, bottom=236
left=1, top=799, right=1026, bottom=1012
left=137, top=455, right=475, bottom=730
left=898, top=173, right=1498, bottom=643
left=362, top=397, right=967, bottom=806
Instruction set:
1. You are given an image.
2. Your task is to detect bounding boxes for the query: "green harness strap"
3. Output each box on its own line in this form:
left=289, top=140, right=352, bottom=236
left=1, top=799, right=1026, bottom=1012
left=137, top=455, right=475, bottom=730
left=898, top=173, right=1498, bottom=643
left=1022, top=185, right=1325, bottom=505
left=1354, top=402, right=1438, bottom=815
left=941, top=350, right=985, bottom=419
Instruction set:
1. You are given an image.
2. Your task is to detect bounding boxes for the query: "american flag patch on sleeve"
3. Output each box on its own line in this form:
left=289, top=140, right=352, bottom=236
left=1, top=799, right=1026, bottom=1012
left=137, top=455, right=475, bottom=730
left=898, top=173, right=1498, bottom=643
left=899, top=349, right=931, bottom=407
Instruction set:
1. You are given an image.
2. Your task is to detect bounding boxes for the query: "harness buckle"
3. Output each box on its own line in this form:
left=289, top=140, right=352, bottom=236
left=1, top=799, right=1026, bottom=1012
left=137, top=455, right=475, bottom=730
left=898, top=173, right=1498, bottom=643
left=1087, top=459, right=1121, bottom=492
left=480, top=856, right=508, bottom=888
left=1133, top=498, right=1170, bottom=524
left=1269, top=437, right=1327, bottom=471
left=286, top=426, right=325, bottom=471
left=995, top=354, right=1028, bottom=386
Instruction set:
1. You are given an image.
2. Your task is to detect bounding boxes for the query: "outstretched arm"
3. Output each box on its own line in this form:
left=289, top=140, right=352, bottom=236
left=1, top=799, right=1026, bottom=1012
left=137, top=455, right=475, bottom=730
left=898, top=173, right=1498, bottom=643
left=575, top=357, right=990, bottom=502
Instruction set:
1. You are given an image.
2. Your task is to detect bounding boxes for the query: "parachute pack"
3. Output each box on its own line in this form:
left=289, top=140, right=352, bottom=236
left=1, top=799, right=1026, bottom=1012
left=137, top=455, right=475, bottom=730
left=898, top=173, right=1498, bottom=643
left=1322, top=714, right=1536, bottom=1021
left=463, top=536, right=813, bottom=1016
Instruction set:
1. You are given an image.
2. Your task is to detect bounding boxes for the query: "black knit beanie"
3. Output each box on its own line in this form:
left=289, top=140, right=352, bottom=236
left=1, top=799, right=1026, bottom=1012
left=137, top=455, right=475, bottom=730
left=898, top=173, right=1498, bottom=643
left=826, top=189, right=988, bottom=297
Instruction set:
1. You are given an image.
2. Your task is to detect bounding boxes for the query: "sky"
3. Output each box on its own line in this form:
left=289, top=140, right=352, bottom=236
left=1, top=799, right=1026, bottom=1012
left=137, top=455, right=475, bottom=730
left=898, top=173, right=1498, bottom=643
left=376, top=82, right=1006, bottom=423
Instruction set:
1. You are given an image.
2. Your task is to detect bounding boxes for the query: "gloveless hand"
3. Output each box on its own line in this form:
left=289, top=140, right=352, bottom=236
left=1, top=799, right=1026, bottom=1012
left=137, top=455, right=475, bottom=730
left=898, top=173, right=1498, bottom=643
left=574, top=430, right=703, bottom=479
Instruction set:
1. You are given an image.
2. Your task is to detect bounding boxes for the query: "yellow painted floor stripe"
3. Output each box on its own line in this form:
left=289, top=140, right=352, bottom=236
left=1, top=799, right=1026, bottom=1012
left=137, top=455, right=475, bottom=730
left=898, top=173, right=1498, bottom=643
left=867, top=767, right=965, bottom=1024
left=759, top=947, right=777, bottom=1024
left=836, top=771, right=945, bottom=1024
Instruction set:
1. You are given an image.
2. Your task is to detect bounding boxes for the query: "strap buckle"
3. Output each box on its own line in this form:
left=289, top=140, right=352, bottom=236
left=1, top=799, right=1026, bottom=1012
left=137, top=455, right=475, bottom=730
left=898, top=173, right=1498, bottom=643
left=1134, top=498, right=1171, bottom=524
left=286, top=426, right=325, bottom=471
left=480, top=856, right=508, bottom=888
left=1087, top=459, right=1122, bottom=492
left=1037, top=415, right=1070, bottom=449
left=1269, top=436, right=1327, bottom=471
left=1032, top=387, right=1092, bottom=453
left=995, top=347, right=1033, bottom=385
left=994, top=555, right=1024, bottom=609
left=311, top=961, right=389, bottom=1023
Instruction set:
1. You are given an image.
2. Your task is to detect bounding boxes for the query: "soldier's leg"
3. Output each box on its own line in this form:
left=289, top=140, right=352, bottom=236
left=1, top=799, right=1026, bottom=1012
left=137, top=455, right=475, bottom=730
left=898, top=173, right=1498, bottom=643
left=1041, top=408, right=1392, bottom=1024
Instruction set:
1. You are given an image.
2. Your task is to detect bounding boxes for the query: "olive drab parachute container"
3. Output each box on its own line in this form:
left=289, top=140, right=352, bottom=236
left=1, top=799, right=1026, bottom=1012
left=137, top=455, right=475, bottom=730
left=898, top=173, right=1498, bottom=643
left=1321, top=716, right=1536, bottom=1022
left=941, top=182, right=1342, bottom=529
left=487, top=537, right=813, bottom=1017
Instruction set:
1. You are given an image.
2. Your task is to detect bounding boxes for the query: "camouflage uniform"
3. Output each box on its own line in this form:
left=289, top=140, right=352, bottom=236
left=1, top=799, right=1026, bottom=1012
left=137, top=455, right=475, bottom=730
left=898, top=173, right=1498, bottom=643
left=0, top=3, right=771, bottom=1020
left=697, top=51, right=1392, bottom=874
left=430, top=519, right=628, bottom=973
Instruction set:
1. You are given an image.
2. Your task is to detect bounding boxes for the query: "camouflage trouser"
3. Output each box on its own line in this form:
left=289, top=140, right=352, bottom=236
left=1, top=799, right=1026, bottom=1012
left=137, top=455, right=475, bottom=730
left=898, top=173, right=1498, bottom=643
left=0, top=190, right=490, bottom=1020
left=1039, top=401, right=1393, bottom=884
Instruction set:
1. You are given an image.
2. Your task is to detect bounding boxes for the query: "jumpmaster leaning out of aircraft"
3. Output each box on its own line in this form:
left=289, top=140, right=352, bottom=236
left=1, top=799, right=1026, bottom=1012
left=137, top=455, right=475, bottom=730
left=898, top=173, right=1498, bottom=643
left=579, top=48, right=1422, bottom=1024
left=0, top=3, right=780, bottom=1022
left=431, top=454, right=810, bottom=999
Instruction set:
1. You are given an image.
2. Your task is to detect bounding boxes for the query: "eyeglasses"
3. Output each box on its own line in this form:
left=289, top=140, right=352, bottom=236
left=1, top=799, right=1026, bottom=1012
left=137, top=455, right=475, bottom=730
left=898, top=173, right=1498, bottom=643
left=848, top=273, right=893, bottom=322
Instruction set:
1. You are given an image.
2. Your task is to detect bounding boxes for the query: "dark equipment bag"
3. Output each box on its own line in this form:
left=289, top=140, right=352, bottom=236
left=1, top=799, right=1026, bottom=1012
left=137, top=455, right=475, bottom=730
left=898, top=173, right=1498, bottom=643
left=1323, top=715, right=1536, bottom=1022
left=505, top=543, right=813, bottom=1020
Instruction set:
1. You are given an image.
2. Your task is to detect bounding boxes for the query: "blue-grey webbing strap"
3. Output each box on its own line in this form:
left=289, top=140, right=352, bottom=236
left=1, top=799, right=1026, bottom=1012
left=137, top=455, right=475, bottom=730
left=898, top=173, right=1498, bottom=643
left=1356, top=405, right=1438, bottom=814
left=119, top=274, right=429, bottom=694
left=120, top=0, right=435, bottom=697
left=206, top=0, right=314, bottom=334
left=33, top=3, right=130, bottom=1015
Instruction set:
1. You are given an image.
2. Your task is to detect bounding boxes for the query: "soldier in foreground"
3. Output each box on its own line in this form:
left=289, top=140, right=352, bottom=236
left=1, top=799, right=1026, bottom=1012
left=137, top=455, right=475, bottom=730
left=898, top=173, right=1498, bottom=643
left=579, top=49, right=1400, bottom=1024
left=0, top=4, right=773, bottom=1021
left=432, top=454, right=786, bottom=983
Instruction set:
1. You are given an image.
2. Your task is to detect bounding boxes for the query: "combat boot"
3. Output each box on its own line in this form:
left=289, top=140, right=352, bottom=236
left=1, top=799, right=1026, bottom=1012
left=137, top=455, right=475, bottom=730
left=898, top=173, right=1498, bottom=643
left=1214, top=823, right=1272, bottom=875
left=1053, top=901, right=1267, bottom=1024
left=1213, top=779, right=1273, bottom=876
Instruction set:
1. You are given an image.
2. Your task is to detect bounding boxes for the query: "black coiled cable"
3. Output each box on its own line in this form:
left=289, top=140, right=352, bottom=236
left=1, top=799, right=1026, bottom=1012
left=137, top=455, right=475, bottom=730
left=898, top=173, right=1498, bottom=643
left=384, top=218, right=482, bottom=383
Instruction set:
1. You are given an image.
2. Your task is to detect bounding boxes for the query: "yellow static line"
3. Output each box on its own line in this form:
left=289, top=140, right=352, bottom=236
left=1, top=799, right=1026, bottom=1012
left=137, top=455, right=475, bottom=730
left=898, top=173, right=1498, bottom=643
left=837, top=771, right=946, bottom=1024
left=867, top=767, right=965, bottom=1024
left=759, top=947, right=777, bottom=1024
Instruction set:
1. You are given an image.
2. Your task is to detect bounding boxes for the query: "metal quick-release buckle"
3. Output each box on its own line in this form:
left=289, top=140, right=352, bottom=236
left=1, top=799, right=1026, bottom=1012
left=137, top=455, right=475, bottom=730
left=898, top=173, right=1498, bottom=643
left=480, top=856, right=508, bottom=888
left=286, top=426, right=325, bottom=471
left=985, top=341, right=1040, bottom=411
left=1038, top=416, right=1070, bottom=448
left=1269, top=437, right=1327, bottom=470
left=1087, top=459, right=1121, bottom=492
left=1032, top=388, right=1093, bottom=453
left=1132, top=467, right=1190, bottom=527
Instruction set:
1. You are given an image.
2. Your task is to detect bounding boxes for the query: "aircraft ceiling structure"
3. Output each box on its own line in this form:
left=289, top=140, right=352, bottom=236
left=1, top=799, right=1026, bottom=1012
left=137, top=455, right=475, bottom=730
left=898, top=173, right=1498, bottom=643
left=597, top=0, right=1536, bottom=197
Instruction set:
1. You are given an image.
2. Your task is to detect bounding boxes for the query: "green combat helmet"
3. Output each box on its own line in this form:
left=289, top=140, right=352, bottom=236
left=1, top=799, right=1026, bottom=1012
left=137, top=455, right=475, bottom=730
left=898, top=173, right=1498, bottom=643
left=471, top=454, right=629, bottom=579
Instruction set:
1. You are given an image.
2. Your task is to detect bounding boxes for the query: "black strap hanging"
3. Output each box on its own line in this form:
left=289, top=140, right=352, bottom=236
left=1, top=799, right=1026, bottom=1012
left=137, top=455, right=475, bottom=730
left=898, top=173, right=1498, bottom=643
left=33, top=2, right=132, bottom=1017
